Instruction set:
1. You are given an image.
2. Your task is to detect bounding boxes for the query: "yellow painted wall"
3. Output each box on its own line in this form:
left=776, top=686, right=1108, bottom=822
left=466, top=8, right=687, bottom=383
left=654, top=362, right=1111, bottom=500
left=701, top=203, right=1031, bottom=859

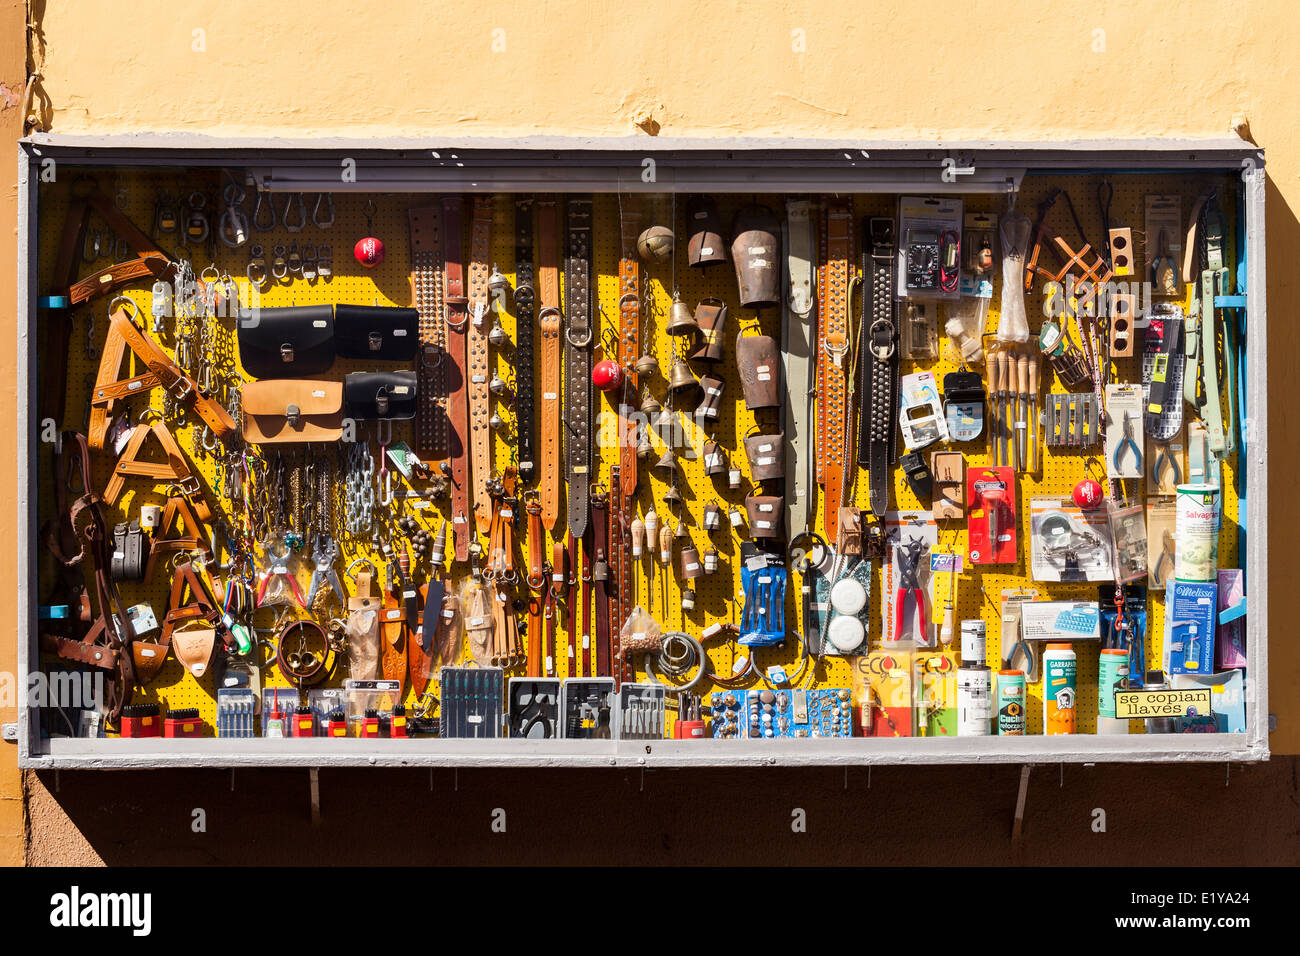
left=5, top=0, right=1298, bottom=863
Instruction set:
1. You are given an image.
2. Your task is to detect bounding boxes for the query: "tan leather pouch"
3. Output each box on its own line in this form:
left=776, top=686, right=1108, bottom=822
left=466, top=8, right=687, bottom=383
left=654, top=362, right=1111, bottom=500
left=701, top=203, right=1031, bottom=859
left=241, top=380, right=344, bottom=444
left=172, top=623, right=216, bottom=678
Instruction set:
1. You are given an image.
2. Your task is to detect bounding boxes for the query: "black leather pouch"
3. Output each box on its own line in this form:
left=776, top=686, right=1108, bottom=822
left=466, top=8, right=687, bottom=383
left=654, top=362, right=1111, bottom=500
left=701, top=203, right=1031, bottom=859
left=335, top=304, right=419, bottom=361
left=237, top=305, right=335, bottom=378
left=345, top=370, right=418, bottom=420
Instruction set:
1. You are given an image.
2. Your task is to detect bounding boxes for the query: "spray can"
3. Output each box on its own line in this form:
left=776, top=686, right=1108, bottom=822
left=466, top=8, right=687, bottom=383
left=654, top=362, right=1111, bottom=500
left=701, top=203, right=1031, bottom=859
left=1043, top=643, right=1077, bottom=735
left=997, top=670, right=1026, bottom=735
left=1098, top=648, right=1130, bottom=735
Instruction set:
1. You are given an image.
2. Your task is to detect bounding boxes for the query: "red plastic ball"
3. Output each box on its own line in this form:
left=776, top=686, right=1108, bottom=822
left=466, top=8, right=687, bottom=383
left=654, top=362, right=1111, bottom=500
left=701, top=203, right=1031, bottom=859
left=1072, top=478, right=1104, bottom=510
left=592, top=359, right=624, bottom=392
left=354, top=236, right=385, bottom=268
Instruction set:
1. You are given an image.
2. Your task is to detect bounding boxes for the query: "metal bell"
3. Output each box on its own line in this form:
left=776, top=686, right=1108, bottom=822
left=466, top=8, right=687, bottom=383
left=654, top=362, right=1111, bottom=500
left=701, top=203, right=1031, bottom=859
left=703, top=502, right=721, bottom=530
left=488, top=319, right=510, bottom=347
left=667, top=358, right=700, bottom=399
left=681, top=587, right=697, bottom=612
left=661, top=485, right=683, bottom=507
left=636, top=428, right=655, bottom=460
left=654, top=447, right=677, bottom=472
left=634, top=353, right=659, bottom=377
left=666, top=290, right=698, bottom=336
left=489, top=372, right=510, bottom=396
left=489, top=410, right=505, bottom=430
left=487, top=264, right=511, bottom=299
left=640, top=391, right=661, bottom=416
left=703, top=547, right=719, bottom=574
left=674, top=516, right=689, bottom=538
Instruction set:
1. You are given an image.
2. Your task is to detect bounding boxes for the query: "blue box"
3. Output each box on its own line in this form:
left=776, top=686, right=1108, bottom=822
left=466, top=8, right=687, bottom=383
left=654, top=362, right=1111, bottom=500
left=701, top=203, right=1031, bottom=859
left=1165, top=580, right=1217, bottom=675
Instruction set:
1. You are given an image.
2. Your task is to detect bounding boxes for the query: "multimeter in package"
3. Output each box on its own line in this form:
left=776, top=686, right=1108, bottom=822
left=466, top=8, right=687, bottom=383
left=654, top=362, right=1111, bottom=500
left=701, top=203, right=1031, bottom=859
left=897, top=196, right=964, bottom=301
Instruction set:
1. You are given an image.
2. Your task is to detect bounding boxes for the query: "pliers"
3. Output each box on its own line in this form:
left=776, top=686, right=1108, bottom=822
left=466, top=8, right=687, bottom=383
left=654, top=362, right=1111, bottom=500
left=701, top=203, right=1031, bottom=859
left=893, top=537, right=929, bottom=641
left=306, top=534, right=346, bottom=607
left=1112, top=411, right=1142, bottom=474
left=1151, top=441, right=1181, bottom=488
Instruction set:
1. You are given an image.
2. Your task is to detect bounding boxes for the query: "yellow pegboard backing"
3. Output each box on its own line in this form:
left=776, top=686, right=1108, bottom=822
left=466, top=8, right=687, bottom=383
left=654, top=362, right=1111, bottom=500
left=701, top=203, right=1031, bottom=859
left=33, top=168, right=1242, bottom=740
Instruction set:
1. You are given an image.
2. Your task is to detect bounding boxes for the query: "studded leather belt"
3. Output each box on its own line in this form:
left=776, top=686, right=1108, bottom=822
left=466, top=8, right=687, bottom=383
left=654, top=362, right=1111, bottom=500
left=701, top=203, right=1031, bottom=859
left=816, top=202, right=855, bottom=541
left=514, top=198, right=538, bottom=484
left=564, top=196, right=594, bottom=540
left=466, top=196, right=494, bottom=536
left=408, top=204, right=447, bottom=460
left=537, top=198, right=563, bottom=532
left=860, top=217, right=900, bottom=517
left=612, top=207, right=642, bottom=684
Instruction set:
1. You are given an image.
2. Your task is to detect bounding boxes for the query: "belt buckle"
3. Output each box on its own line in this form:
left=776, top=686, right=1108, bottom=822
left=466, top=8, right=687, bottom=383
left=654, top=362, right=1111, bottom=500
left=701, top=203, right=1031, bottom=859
left=870, top=218, right=895, bottom=258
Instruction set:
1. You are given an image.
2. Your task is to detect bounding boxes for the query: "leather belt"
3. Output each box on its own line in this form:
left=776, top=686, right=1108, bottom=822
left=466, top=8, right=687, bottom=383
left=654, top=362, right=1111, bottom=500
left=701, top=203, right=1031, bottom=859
left=861, top=217, right=900, bottom=517
left=782, top=199, right=817, bottom=539
left=90, top=305, right=238, bottom=451
left=537, top=198, right=563, bottom=532
left=1186, top=196, right=1230, bottom=458
left=467, top=196, right=494, bottom=536
left=441, top=197, right=472, bottom=561
left=612, top=207, right=642, bottom=684
left=816, top=202, right=854, bottom=541
left=514, top=198, right=538, bottom=484
left=564, top=196, right=594, bottom=539
left=591, top=488, right=611, bottom=677
left=408, top=204, right=447, bottom=460
left=110, top=520, right=147, bottom=581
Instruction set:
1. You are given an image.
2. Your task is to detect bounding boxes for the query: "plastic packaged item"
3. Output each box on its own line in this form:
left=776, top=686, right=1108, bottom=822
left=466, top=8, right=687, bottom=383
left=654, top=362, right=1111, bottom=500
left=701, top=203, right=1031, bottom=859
left=1108, top=502, right=1149, bottom=584
left=996, top=207, right=1032, bottom=343
left=1174, top=484, right=1221, bottom=581
left=903, top=302, right=937, bottom=360
left=619, top=605, right=663, bottom=656
left=1029, top=498, right=1113, bottom=582
left=460, top=575, right=495, bottom=664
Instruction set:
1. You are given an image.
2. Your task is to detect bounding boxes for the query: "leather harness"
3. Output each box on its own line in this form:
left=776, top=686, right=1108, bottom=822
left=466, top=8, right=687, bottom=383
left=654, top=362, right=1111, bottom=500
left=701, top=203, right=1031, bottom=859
left=90, top=305, right=237, bottom=452
left=39, top=432, right=136, bottom=725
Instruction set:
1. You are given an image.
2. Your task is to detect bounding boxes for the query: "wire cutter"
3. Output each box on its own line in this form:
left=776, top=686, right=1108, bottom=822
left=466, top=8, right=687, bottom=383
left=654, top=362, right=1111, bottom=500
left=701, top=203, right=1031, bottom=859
left=306, top=534, right=346, bottom=607
left=1151, top=441, right=1181, bottom=488
left=1112, top=411, right=1142, bottom=474
left=893, top=538, right=929, bottom=641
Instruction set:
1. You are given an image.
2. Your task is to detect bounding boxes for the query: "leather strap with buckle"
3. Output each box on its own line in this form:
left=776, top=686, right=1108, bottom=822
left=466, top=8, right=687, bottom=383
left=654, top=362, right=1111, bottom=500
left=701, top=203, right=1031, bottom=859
left=590, top=487, right=612, bottom=677
left=467, top=196, right=495, bottom=535
left=409, top=203, right=447, bottom=459
left=514, top=198, right=538, bottom=484
left=816, top=202, right=854, bottom=541
left=441, top=197, right=472, bottom=561
left=861, top=217, right=900, bottom=517
left=782, top=198, right=817, bottom=540
left=103, top=419, right=213, bottom=524
left=537, top=198, right=563, bottom=532
left=564, top=196, right=594, bottom=540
